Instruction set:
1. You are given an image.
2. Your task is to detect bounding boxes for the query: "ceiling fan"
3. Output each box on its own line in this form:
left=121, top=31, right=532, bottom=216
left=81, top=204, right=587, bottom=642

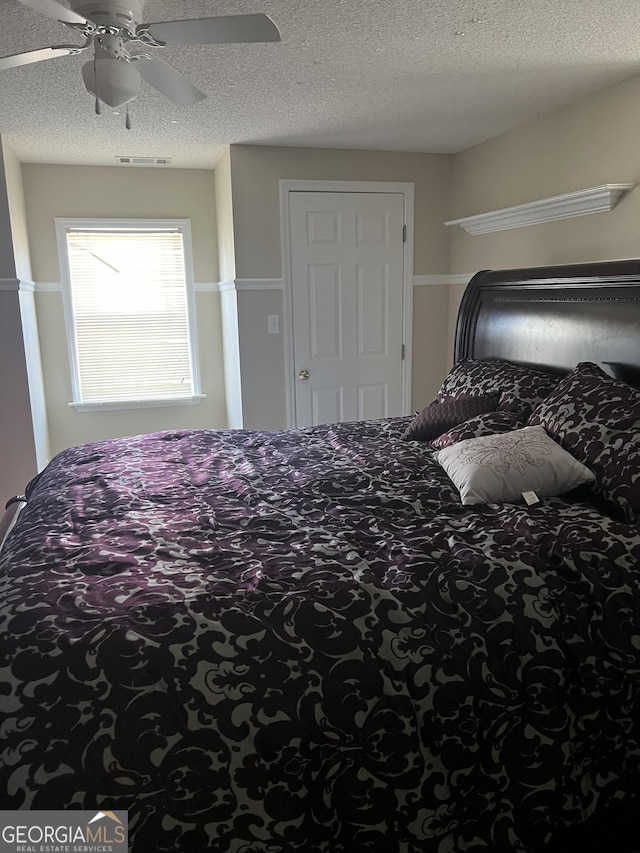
left=0, top=0, right=281, bottom=123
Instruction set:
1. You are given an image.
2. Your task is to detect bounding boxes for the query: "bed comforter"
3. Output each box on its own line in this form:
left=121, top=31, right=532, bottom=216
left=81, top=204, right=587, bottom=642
left=1, top=417, right=640, bottom=852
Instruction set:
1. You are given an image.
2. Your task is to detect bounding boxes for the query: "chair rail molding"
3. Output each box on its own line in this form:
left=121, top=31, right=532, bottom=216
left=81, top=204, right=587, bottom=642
left=413, top=274, right=473, bottom=286
left=445, top=184, right=635, bottom=236
left=218, top=279, right=284, bottom=292
left=221, top=276, right=470, bottom=291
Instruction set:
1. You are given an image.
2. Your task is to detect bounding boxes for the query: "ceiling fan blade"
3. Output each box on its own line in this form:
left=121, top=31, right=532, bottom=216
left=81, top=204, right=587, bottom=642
left=137, top=57, right=207, bottom=106
left=0, top=44, right=84, bottom=71
left=141, top=13, right=281, bottom=46
left=16, top=0, right=89, bottom=26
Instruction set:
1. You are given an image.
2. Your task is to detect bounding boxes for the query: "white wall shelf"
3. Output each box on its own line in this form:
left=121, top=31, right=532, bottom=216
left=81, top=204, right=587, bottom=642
left=444, top=183, right=635, bottom=235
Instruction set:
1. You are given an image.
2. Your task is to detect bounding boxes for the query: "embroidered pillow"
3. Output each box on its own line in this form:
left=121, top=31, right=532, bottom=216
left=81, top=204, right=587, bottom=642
left=433, top=425, right=595, bottom=506
left=528, top=361, right=640, bottom=521
left=401, top=394, right=498, bottom=441
left=431, top=410, right=524, bottom=450
left=437, top=358, right=561, bottom=419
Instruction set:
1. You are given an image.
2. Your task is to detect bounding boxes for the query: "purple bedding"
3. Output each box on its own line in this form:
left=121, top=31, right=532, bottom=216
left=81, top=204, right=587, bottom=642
left=1, top=417, right=639, bottom=852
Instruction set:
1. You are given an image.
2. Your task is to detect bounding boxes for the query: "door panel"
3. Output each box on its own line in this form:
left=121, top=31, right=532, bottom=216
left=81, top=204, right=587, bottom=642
left=290, top=191, right=405, bottom=427
left=358, top=383, right=388, bottom=420
left=307, top=210, right=340, bottom=244
left=312, top=386, right=343, bottom=424
left=309, top=265, right=342, bottom=360
left=356, top=264, right=388, bottom=357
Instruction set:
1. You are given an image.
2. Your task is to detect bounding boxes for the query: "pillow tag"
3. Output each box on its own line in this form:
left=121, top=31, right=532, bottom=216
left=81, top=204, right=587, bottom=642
left=522, top=490, right=542, bottom=507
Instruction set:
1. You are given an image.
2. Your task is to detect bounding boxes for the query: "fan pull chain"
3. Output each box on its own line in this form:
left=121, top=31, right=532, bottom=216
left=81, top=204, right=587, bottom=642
left=125, top=106, right=132, bottom=130
left=95, top=97, right=102, bottom=115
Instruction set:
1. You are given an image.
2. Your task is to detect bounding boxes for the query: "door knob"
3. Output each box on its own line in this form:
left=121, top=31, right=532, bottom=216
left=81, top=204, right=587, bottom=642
left=298, top=369, right=310, bottom=380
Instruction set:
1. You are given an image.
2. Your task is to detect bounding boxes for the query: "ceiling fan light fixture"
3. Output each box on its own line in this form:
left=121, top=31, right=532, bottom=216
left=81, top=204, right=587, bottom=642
left=2, top=1, right=282, bottom=115
left=82, top=55, right=140, bottom=107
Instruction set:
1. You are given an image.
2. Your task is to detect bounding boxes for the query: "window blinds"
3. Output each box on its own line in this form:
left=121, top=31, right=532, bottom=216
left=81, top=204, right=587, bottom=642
left=65, top=228, right=195, bottom=404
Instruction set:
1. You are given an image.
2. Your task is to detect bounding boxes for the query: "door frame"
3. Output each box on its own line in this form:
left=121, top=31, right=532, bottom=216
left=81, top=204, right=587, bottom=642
left=279, top=179, right=414, bottom=428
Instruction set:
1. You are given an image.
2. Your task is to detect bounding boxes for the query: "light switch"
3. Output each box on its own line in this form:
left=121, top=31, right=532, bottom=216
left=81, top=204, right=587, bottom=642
left=268, top=314, right=280, bottom=335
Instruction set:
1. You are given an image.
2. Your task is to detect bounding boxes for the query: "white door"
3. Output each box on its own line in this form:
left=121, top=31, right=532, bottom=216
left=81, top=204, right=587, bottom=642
left=288, top=191, right=406, bottom=427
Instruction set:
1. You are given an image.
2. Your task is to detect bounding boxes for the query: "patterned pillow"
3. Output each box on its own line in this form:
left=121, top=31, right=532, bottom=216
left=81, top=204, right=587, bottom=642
left=433, top=425, right=595, bottom=506
left=431, top=410, right=524, bottom=450
left=401, top=394, right=498, bottom=441
left=528, top=361, right=640, bottom=521
left=437, top=358, right=561, bottom=419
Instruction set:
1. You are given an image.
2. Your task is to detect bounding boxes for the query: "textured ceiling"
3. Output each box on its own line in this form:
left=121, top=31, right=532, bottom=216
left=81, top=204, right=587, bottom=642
left=1, top=0, right=639, bottom=168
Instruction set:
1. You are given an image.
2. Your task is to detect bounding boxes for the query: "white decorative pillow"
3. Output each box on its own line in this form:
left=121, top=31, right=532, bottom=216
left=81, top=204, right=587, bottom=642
left=433, top=425, right=595, bottom=506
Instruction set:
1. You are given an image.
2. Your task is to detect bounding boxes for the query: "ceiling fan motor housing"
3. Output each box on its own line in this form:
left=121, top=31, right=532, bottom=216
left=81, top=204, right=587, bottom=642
left=71, top=0, right=146, bottom=34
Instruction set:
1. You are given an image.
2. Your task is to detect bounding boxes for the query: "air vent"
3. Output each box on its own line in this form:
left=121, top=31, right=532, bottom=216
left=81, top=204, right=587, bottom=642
left=116, top=156, right=172, bottom=166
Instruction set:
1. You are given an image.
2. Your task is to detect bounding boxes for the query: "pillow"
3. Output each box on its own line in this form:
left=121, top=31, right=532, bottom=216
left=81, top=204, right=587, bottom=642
left=528, top=361, right=640, bottom=521
left=433, top=425, right=595, bottom=506
left=401, top=394, right=498, bottom=441
left=431, top=410, right=524, bottom=450
left=436, top=358, right=561, bottom=419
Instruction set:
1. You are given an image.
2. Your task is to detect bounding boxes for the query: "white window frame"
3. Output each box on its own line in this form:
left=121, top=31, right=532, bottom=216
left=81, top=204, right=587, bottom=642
left=56, top=217, right=204, bottom=412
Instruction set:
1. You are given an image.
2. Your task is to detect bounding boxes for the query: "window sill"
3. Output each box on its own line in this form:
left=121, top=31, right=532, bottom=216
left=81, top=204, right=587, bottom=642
left=69, top=395, right=207, bottom=413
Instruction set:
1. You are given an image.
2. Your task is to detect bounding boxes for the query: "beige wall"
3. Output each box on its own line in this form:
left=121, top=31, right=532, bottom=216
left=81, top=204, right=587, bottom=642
left=449, top=73, right=640, bottom=276
left=0, top=146, right=17, bottom=281
left=23, top=164, right=220, bottom=283
left=237, top=288, right=287, bottom=430
left=0, top=141, right=39, bottom=496
left=0, top=290, right=40, bottom=496
left=22, top=164, right=227, bottom=456
left=3, top=141, right=32, bottom=282
left=229, top=145, right=453, bottom=278
left=227, top=145, right=454, bottom=427
left=3, top=141, right=49, bottom=471
left=413, top=282, right=452, bottom=403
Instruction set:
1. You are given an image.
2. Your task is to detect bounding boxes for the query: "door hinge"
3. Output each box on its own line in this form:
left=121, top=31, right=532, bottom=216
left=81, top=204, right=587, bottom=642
left=402, top=224, right=407, bottom=243
left=401, top=344, right=405, bottom=360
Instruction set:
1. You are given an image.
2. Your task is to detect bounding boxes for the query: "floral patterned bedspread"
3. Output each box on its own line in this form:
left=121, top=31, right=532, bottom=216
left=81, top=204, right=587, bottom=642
left=1, top=418, right=640, bottom=852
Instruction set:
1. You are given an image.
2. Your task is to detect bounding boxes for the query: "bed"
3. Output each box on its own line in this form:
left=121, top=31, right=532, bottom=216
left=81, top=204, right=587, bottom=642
left=1, top=259, right=640, bottom=852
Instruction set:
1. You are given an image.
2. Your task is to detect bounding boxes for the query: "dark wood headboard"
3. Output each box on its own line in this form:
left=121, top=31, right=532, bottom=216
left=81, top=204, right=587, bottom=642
left=454, top=259, right=640, bottom=387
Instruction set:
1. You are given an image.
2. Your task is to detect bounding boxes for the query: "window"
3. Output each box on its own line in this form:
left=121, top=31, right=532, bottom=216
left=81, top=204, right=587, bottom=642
left=56, top=219, right=203, bottom=410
